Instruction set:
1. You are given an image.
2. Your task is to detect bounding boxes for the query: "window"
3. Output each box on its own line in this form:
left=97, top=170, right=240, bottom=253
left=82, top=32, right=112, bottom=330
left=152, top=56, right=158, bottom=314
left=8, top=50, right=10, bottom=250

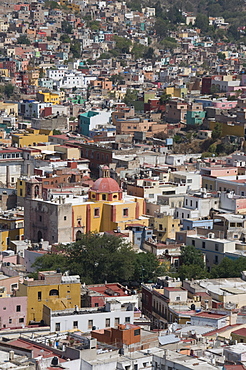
left=134, top=365, right=138, bottom=370
left=123, top=208, right=128, bottom=217
left=20, top=189, right=23, bottom=196
left=134, top=329, right=140, bottom=336
left=176, top=296, right=180, bottom=301
left=94, top=208, right=100, bottom=217
left=215, top=255, right=218, bottom=264
left=39, top=215, right=42, bottom=222
left=125, top=317, right=130, bottom=323
left=64, top=216, right=67, bottom=221
left=49, top=289, right=59, bottom=296
left=202, top=241, right=206, bottom=249
left=55, top=323, right=60, bottom=331
left=159, top=224, right=163, bottom=230
left=19, top=318, right=24, bottom=323
left=102, top=194, right=106, bottom=200
left=16, top=305, right=21, bottom=312
left=192, top=240, right=195, bottom=246
left=185, top=199, right=188, bottom=205
left=73, top=321, right=78, bottom=329
left=149, top=194, right=154, bottom=198
left=38, top=291, right=42, bottom=301
left=3, top=307, right=6, bottom=310
left=215, top=244, right=219, bottom=251
left=9, top=319, right=12, bottom=324
left=105, top=318, right=110, bottom=327
left=88, top=320, right=93, bottom=329
left=115, top=317, right=120, bottom=326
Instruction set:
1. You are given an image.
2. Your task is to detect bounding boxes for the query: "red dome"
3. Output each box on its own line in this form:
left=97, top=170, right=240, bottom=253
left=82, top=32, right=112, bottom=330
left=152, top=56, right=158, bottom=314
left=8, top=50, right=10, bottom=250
left=91, top=177, right=121, bottom=193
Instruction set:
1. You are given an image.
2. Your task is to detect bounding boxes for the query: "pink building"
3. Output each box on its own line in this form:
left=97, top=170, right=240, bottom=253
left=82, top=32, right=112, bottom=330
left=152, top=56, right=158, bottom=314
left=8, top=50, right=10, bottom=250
left=200, top=167, right=238, bottom=177
left=212, top=99, right=237, bottom=109
left=0, top=296, right=27, bottom=329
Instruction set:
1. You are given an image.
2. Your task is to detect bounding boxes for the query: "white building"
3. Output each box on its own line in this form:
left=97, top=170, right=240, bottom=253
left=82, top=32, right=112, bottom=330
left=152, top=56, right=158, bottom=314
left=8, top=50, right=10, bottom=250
left=46, top=301, right=135, bottom=332
left=18, top=101, right=52, bottom=118
left=186, top=233, right=236, bottom=269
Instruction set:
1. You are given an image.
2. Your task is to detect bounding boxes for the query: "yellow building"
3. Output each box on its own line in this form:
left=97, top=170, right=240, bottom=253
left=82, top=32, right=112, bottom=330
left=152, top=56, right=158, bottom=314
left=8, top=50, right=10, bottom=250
left=37, top=91, right=60, bottom=104
left=72, top=167, right=148, bottom=239
left=11, top=128, right=52, bottom=148
left=0, top=214, right=24, bottom=251
left=0, top=69, right=9, bottom=78
left=59, top=0, right=80, bottom=12
left=165, top=86, right=187, bottom=99
left=27, top=70, right=39, bottom=86
left=209, top=121, right=244, bottom=137
left=0, top=101, right=18, bottom=116
left=24, top=167, right=149, bottom=244
left=151, top=213, right=180, bottom=242
left=16, top=271, right=81, bottom=324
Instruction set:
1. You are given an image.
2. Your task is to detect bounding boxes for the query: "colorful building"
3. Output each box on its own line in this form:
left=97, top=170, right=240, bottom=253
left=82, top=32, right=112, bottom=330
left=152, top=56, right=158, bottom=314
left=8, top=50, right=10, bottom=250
left=24, top=167, right=149, bottom=244
left=0, top=214, right=24, bottom=251
left=165, top=86, right=187, bottom=99
left=151, top=213, right=180, bottom=242
left=37, top=91, right=61, bottom=104
left=186, top=102, right=206, bottom=125
left=11, top=128, right=52, bottom=148
left=15, top=271, right=81, bottom=324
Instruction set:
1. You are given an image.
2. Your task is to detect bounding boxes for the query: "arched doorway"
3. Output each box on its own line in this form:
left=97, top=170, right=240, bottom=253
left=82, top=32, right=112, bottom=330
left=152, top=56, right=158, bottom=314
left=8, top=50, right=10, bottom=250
left=37, top=230, right=42, bottom=242
left=76, top=230, right=82, bottom=241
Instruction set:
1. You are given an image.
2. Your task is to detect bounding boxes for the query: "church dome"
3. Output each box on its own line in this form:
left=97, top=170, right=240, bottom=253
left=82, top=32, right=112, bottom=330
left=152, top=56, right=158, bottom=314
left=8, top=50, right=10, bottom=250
left=91, top=177, right=121, bottom=193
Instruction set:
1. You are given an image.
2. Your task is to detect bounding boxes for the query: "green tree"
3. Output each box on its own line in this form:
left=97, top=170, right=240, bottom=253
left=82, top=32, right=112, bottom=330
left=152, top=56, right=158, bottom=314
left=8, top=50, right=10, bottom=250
left=180, top=245, right=205, bottom=268
left=217, top=52, right=226, bottom=60
left=211, top=257, right=246, bottom=278
left=53, top=129, right=62, bottom=135
left=31, top=233, right=163, bottom=284
left=45, top=0, right=60, bottom=9
left=212, top=122, right=222, bottom=140
left=144, top=47, right=155, bottom=60
left=17, top=35, right=31, bottom=45
left=178, top=264, right=208, bottom=280
left=70, top=40, right=81, bottom=58
left=133, top=252, right=166, bottom=282
left=4, top=84, right=14, bottom=98
left=131, top=43, right=146, bottom=59
left=160, top=37, right=177, bottom=51
left=61, top=20, right=73, bottom=34
left=159, top=91, right=171, bottom=104
left=113, top=36, right=132, bottom=54
left=89, top=21, right=101, bottom=31
left=195, top=14, right=209, bottom=32
left=124, top=89, right=138, bottom=105
left=154, top=18, right=169, bottom=38
left=32, top=253, right=67, bottom=272
left=178, top=245, right=208, bottom=280
left=60, top=34, right=71, bottom=43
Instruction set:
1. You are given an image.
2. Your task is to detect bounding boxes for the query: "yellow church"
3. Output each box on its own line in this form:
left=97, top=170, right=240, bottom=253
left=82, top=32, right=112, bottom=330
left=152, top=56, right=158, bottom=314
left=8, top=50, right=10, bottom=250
left=24, top=166, right=149, bottom=244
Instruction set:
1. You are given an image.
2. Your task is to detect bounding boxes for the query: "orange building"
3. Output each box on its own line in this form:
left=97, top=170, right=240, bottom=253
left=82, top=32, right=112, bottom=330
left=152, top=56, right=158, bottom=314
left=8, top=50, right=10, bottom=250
left=90, top=77, right=112, bottom=90
left=91, top=324, right=141, bottom=347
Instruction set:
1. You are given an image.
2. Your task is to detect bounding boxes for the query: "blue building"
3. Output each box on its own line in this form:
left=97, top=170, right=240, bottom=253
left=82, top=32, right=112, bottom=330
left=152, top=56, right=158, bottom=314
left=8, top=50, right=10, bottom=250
left=126, top=224, right=153, bottom=249
left=182, top=219, right=215, bottom=231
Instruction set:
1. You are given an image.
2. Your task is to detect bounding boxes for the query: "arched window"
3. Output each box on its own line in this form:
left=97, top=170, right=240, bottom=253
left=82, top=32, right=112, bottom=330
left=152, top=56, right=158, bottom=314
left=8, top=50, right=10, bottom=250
left=76, top=230, right=82, bottom=241
left=49, top=289, right=59, bottom=296
left=37, top=230, right=42, bottom=242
